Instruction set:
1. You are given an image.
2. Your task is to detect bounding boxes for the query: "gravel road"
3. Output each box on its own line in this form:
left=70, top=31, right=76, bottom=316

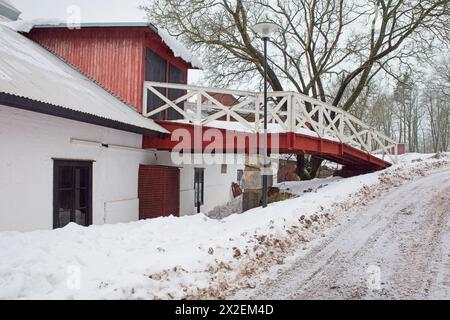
left=235, top=168, right=450, bottom=300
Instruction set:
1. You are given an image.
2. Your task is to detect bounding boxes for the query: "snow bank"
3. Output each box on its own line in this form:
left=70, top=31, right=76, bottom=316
left=0, top=153, right=448, bottom=299
left=398, top=152, right=439, bottom=163
left=207, top=195, right=243, bottom=219
left=278, top=176, right=343, bottom=195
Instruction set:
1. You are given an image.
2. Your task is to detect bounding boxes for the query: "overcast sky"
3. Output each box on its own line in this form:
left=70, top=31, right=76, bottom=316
left=11, top=0, right=149, bottom=22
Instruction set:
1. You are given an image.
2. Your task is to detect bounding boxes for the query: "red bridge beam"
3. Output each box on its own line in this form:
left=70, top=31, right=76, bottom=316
left=143, top=121, right=392, bottom=170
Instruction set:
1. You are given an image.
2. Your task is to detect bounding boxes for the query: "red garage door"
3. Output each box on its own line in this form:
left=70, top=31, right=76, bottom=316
left=138, top=165, right=180, bottom=219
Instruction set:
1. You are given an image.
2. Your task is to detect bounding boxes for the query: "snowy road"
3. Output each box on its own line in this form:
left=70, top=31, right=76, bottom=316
left=235, top=168, right=450, bottom=300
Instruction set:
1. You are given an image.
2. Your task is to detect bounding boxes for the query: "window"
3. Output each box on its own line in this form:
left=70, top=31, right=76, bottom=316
left=237, top=169, right=244, bottom=189
left=194, top=168, right=204, bottom=207
left=53, top=160, right=93, bottom=229
left=145, top=48, right=186, bottom=121
left=167, top=64, right=185, bottom=120
left=221, top=164, right=227, bottom=174
left=146, top=48, right=167, bottom=120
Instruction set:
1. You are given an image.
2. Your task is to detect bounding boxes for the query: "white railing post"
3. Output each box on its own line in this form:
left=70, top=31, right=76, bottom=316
left=142, top=82, right=148, bottom=115
left=318, top=105, right=324, bottom=137
left=287, top=94, right=293, bottom=132
left=254, top=95, right=260, bottom=132
left=395, top=144, right=398, bottom=163
left=196, top=91, right=202, bottom=125
left=367, top=130, right=372, bottom=153
left=339, top=115, right=345, bottom=142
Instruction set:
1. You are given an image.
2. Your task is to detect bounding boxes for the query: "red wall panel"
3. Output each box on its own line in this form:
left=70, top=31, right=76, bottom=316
left=28, top=27, right=190, bottom=113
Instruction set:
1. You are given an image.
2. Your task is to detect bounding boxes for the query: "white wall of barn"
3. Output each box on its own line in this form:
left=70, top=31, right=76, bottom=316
left=0, top=106, right=157, bottom=232
left=155, top=152, right=246, bottom=215
left=0, top=106, right=246, bottom=232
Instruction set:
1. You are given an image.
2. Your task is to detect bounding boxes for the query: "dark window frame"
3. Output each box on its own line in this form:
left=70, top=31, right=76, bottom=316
left=53, top=160, right=93, bottom=229
left=221, top=164, right=227, bottom=174
left=194, top=168, right=205, bottom=206
left=237, top=169, right=244, bottom=189
left=146, top=48, right=168, bottom=120
left=167, top=63, right=185, bottom=120
left=145, top=48, right=186, bottom=121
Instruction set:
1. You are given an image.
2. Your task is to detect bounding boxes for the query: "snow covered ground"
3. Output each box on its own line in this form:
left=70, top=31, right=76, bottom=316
left=0, top=153, right=448, bottom=300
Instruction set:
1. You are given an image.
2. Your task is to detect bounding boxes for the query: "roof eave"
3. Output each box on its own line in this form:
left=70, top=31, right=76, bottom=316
left=32, top=22, right=158, bottom=33
left=0, top=92, right=167, bottom=137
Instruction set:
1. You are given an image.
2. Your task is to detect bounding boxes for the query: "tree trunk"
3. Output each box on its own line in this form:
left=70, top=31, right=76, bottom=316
left=309, top=156, right=323, bottom=178
left=296, top=154, right=323, bottom=180
left=296, top=154, right=308, bottom=180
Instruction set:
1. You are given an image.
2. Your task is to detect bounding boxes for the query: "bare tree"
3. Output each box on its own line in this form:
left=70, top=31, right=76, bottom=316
left=423, top=58, right=450, bottom=152
left=143, top=0, right=449, bottom=177
left=424, top=89, right=449, bottom=152
left=393, top=73, right=422, bottom=152
left=349, top=81, right=396, bottom=139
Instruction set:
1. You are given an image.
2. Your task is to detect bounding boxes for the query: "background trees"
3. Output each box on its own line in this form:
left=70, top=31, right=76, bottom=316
left=143, top=0, right=450, bottom=175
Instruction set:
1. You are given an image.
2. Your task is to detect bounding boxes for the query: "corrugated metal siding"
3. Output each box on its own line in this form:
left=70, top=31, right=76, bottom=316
left=28, top=27, right=190, bottom=113
left=138, top=165, right=180, bottom=219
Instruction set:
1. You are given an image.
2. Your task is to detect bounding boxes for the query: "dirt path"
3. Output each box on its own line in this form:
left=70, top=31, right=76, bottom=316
left=234, top=168, right=450, bottom=300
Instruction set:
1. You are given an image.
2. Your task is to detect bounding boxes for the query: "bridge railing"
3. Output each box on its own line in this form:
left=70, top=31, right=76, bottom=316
left=143, top=81, right=398, bottom=164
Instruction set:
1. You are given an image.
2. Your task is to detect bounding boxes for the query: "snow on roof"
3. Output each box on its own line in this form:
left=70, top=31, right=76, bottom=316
left=0, top=24, right=168, bottom=135
left=157, top=29, right=203, bottom=69
left=0, top=0, right=21, bottom=21
left=2, top=20, right=203, bottom=69
left=2, top=18, right=64, bottom=32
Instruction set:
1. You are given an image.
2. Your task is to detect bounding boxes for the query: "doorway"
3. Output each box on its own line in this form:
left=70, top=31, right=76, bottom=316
left=194, top=168, right=204, bottom=213
left=53, top=160, right=93, bottom=229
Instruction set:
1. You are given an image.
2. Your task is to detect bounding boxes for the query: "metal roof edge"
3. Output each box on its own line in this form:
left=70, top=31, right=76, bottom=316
left=0, top=1, right=20, bottom=20
left=32, top=21, right=158, bottom=33
left=0, top=92, right=166, bottom=137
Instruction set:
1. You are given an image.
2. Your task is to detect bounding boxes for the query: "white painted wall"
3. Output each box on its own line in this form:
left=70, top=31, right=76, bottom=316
left=155, top=152, right=246, bottom=215
left=0, top=106, right=157, bottom=232
left=0, top=106, right=262, bottom=231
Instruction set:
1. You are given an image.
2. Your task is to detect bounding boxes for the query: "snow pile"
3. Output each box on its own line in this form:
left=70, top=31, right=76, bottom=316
left=278, top=176, right=343, bottom=195
left=207, top=195, right=243, bottom=219
left=158, top=29, right=203, bottom=69
left=0, top=153, right=448, bottom=299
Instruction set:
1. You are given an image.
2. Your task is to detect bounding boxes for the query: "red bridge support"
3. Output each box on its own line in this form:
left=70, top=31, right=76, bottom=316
left=143, top=121, right=392, bottom=174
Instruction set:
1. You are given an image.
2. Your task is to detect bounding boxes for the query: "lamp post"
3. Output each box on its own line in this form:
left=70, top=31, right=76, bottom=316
left=252, top=22, right=280, bottom=208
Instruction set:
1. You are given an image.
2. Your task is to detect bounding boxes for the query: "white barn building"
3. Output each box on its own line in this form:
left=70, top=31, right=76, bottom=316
left=0, top=24, right=246, bottom=232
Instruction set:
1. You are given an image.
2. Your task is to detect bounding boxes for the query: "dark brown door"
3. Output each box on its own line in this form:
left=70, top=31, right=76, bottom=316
left=194, top=168, right=204, bottom=213
left=53, top=160, right=93, bottom=229
left=138, top=165, right=180, bottom=219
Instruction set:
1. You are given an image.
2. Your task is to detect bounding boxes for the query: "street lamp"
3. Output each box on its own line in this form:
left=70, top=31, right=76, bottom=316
left=252, top=21, right=280, bottom=208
